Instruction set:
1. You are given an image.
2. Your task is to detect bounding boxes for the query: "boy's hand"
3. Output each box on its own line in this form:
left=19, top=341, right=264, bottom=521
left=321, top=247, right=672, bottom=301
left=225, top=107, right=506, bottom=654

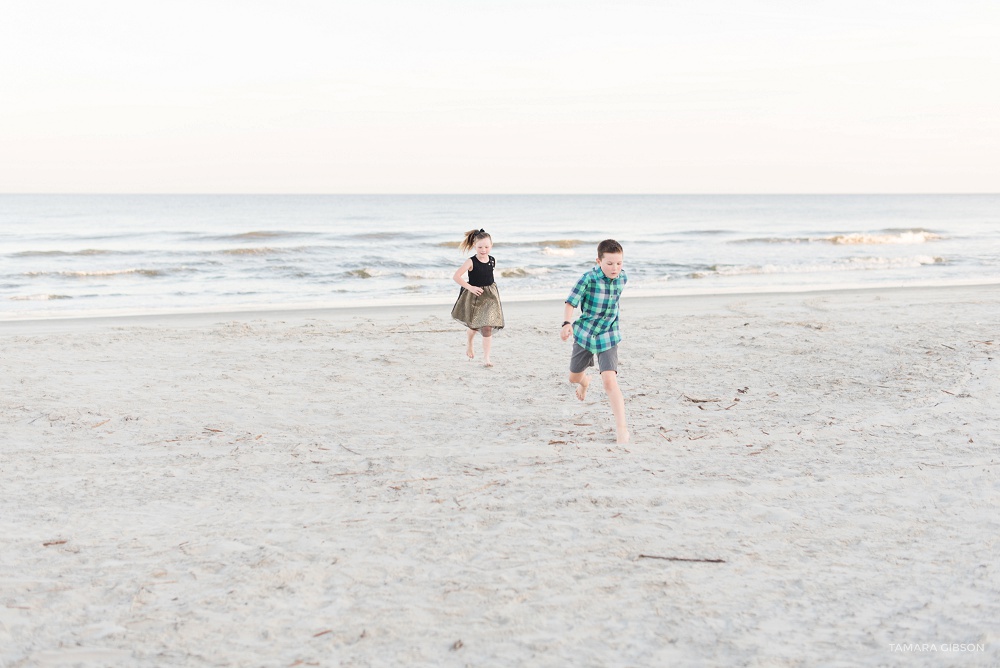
left=560, top=323, right=572, bottom=341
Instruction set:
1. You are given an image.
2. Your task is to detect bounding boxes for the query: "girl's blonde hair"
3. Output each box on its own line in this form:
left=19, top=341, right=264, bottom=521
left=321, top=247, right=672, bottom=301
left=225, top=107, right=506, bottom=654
left=460, top=228, right=491, bottom=253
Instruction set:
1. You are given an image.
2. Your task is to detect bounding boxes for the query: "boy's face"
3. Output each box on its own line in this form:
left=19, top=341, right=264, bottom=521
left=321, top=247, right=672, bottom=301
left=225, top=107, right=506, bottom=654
left=597, top=252, right=623, bottom=279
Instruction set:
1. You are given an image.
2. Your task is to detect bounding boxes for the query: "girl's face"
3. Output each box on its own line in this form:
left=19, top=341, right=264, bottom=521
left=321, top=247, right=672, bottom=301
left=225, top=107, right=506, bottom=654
left=474, top=237, right=492, bottom=257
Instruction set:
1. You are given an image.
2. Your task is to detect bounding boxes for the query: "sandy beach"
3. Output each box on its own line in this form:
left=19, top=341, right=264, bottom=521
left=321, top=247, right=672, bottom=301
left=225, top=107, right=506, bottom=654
left=1, top=284, right=998, bottom=667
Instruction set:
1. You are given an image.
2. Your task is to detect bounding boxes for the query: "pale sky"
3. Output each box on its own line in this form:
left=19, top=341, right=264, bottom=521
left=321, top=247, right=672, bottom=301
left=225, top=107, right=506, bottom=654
left=1, top=0, right=998, bottom=193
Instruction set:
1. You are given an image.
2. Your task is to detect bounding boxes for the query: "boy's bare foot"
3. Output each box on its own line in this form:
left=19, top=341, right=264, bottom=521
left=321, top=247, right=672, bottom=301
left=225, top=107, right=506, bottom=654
left=575, top=375, right=590, bottom=401
left=616, top=429, right=630, bottom=445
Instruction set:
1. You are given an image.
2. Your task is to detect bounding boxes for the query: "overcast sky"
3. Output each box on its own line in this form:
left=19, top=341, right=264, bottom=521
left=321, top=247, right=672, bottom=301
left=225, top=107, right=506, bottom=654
left=1, top=0, right=998, bottom=193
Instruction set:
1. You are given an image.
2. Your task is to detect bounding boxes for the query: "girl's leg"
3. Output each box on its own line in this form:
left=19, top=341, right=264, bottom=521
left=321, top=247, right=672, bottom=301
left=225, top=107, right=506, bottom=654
left=466, top=328, right=475, bottom=359
left=481, top=327, right=493, bottom=367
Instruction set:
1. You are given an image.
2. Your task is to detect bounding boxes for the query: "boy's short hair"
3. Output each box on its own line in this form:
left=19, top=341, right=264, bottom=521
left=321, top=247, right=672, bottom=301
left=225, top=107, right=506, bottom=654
left=597, top=239, right=623, bottom=258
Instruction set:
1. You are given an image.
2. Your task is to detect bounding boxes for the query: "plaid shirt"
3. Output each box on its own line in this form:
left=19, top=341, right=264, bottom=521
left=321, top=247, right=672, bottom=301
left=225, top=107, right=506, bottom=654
left=566, top=266, right=627, bottom=354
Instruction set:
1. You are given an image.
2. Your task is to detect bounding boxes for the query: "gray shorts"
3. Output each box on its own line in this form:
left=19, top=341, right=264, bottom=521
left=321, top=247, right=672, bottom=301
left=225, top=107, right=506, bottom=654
left=570, top=342, right=619, bottom=374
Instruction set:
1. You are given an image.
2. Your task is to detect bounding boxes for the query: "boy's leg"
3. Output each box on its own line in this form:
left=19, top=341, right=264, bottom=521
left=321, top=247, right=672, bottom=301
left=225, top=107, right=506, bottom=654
left=466, top=328, right=475, bottom=359
left=601, top=370, right=629, bottom=444
left=568, top=343, right=593, bottom=400
left=595, top=347, right=627, bottom=444
left=569, top=370, right=590, bottom=400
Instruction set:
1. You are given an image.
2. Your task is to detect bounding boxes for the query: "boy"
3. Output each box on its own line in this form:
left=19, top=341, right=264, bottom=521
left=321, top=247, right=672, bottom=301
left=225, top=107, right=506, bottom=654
left=560, top=239, right=629, bottom=444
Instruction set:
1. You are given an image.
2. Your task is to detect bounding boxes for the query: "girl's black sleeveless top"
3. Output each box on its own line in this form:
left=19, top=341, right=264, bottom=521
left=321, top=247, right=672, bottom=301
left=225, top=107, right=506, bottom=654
left=467, top=255, right=495, bottom=287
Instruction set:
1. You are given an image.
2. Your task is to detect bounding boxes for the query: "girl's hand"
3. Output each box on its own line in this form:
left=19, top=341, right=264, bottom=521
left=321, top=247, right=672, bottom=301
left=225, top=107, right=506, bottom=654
left=468, top=286, right=484, bottom=296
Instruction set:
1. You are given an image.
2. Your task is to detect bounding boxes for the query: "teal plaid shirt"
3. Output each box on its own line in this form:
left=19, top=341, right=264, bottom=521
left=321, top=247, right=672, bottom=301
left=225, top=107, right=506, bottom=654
left=566, top=266, right=627, bottom=354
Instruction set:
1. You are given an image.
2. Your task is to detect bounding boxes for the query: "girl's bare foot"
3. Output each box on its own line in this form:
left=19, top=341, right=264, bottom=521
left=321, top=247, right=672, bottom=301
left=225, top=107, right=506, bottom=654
left=466, top=329, right=476, bottom=360
left=575, top=375, right=590, bottom=401
left=483, top=358, right=493, bottom=368
left=616, top=428, right=630, bottom=445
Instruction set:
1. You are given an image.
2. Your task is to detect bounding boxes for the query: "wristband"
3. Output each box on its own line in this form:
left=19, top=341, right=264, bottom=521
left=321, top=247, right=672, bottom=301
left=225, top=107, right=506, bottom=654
left=562, top=321, right=571, bottom=327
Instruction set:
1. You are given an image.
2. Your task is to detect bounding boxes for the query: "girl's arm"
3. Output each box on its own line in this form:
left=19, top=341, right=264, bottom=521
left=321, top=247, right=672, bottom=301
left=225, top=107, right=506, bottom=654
left=453, top=259, right=483, bottom=295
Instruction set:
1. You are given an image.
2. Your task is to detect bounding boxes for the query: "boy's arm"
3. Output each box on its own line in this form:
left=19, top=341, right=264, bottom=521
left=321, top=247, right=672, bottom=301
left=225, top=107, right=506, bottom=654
left=562, top=272, right=589, bottom=341
left=564, top=272, right=589, bottom=309
left=560, top=301, right=575, bottom=341
left=563, top=301, right=576, bottom=323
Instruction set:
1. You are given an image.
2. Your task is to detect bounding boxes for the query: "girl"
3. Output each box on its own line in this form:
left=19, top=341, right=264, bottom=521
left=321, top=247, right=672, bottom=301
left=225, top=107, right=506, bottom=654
left=451, top=228, right=505, bottom=367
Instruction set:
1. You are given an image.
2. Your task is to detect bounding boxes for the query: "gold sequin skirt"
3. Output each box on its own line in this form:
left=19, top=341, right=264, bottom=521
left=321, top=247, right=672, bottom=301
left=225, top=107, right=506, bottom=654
left=451, top=283, right=505, bottom=331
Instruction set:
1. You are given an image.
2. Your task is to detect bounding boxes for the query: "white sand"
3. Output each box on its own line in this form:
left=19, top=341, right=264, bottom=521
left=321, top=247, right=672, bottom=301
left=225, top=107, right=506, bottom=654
left=1, top=285, right=998, bottom=667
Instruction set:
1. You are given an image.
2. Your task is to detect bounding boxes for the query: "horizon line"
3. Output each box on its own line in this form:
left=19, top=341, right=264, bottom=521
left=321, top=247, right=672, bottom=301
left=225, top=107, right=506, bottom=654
left=2, top=192, right=998, bottom=197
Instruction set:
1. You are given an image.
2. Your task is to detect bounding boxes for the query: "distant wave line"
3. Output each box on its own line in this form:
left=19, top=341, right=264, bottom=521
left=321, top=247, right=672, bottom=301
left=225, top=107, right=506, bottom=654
left=10, top=294, right=74, bottom=301
left=24, top=268, right=173, bottom=278
left=436, top=239, right=592, bottom=249
left=345, top=265, right=557, bottom=280
left=219, top=247, right=297, bottom=256
left=12, top=249, right=123, bottom=257
left=203, top=231, right=321, bottom=241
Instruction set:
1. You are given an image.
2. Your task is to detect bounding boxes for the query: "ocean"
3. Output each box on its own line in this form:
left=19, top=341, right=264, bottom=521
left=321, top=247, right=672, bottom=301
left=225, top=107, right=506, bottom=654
left=2, top=194, right=998, bottom=320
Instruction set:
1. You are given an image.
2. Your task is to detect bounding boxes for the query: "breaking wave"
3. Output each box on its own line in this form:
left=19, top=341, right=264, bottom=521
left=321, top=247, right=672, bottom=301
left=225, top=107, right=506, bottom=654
left=403, top=269, right=453, bottom=280
left=542, top=247, right=576, bottom=257
left=501, top=267, right=552, bottom=278
left=344, top=268, right=388, bottom=279
left=689, top=255, right=945, bottom=278
left=827, top=230, right=943, bottom=245
left=735, top=229, right=943, bottom=245
left=532, top=239, right=588, bottom=249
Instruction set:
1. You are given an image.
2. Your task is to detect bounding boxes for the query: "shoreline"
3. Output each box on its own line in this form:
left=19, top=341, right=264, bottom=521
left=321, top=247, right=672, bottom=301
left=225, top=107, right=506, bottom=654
left=2, top=279, right=998, bottom=330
